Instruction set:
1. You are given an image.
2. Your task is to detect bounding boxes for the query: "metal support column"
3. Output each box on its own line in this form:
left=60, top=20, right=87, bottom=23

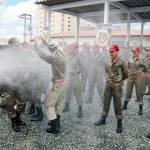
left=29, top=15, right=32, bottom=42
left=48, top=11, right=51, bottom=42
left=140, top=22, right=144, bottom=47
left=75, top=16, right=80, bottom=45
left=24, top=17, right=27, bottom=41
left=104, top=0, right=109, bottom=24
left=126, top=12, right=130, bottom=47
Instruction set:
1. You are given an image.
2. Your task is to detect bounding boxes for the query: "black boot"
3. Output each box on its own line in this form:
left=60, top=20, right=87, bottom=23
left=78, top=106, right=82, bottom=118
left=30, top=106, right=44, bottom=121
left=16, top=113, right=26, bottom=126
left=57, top=115, right=60, bottom=128
left=62, top=102, right=70, bottom=112
left=116, top=119, right=122, bottom=133
left=146, top=133, right=150, bottom=138
left=46, top=119, right=59, bottom=134
left=95, top=116, right=106, bottom=126
left=11, top=117, right=20, bottom=132
left=138, top=105, right=143, bottom=115
left=122, top=100, right=128, bottom=110
left=48, top=115, right=61, bottom=129
left=28, top=104, right=35, bottom=115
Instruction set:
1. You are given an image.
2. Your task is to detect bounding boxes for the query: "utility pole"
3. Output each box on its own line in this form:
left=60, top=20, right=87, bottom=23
left=18, top=13, right=32, bottom=42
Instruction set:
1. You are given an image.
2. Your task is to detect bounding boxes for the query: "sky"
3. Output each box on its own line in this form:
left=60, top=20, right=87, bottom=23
left=5, top=0, right=29, bottom=6
left=0, top=0, right=36, bottom=41
left=0, top=0, right=150, bottom=42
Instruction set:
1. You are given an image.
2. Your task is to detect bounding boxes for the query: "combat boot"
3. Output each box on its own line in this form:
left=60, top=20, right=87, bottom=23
left=95, top=116, right=106, bottom=126
left=46, top=119, right=59, bottom=134
left=62, top=102, right=70, bottom=112
left=48, top=115, right=61, bottom=129
left=116, top=119, right=122, bottom=133
left=28, top=104, right=35, bottom=115
left=146, top=133, right=150, bottom=138
left=122, top=100, right=128, bottom=110
left=11, top=117, right=20, bottom=132
left=30, top=106, right=44, bottom=121
left=138, top=105, right=143, bottom=115
left=16, top=113, right=26, bottom=126
left=78, top=106, right=82, bottom=118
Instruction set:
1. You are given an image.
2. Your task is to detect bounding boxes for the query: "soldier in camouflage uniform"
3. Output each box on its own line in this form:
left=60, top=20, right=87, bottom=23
left=79, top=43, right=91, bottom=93
left=63, top=43, right=83, bottom=118
left=145, top=48, right=150, bottom=139
left=33, top=38, right=66, bottom=134
left=0, top=37, right=27, bottom=132
left=142, top=48, right=150, bottom=96
left=87, top=44, right=105, bottom=103
left=122, top=46, right=148, bottom=115
left=95, top=44, right=128, bottom=133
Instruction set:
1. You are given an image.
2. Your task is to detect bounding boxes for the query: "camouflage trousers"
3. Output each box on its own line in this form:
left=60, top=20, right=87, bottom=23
left=88, top=71, right=104, bottom=102
left=65, top=75, right=83, bottom=106
left=81, top=67, right=89, bottom=92
left=44, top=82, right=64, bottom=121
left=102, top=81, right=123, bottom=120
left=125, top=76, right=143, bottom=105
left=29, top=83, right=43, bottom=107
left=1, top=86, right=27, bottom=118
left=142, top=74, right=150, bottom=95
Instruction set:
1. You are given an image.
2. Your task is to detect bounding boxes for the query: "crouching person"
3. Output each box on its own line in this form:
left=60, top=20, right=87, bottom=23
left=0, top=83, right=27, bottom=132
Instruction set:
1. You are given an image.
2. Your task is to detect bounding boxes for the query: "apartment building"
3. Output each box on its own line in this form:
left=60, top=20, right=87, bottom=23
left=36, top=5, right=96, bottom=38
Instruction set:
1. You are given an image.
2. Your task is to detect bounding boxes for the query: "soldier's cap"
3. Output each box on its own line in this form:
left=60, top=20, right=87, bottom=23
left=83, top=42, right=91, bottom=49
left=109, top=44, right=119, bottom=52
left=132, top=46, right=140, bottom=52
left=145, top=47, right=150, bottom=51
left=70, top=43, right=78, bottom=49
left=64, top=44, right=70, bottom=49
left=21, top=41, right=30, bottom=48
left=50, top=44, right=57, bottom=49
left=92, top=43, right=100, bottom=49
left=8, top=37, right=20, bottom=46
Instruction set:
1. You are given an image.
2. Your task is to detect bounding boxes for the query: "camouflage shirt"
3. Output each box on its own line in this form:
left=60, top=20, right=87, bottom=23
left=67, top=53, right=82, bottom=73
left=36, top=48, right=66, bottom=79
left=127, top=57, right=146, bottom=74
left=143, top=57, right=150, bottom=72
left=105, top=58, right=128, bottom=81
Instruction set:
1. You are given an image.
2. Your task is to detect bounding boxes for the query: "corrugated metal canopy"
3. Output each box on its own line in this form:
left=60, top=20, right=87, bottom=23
left=64, top=4, right=118, bottom=13
left=36, top=0, right=84, bottom=6
left=36, top=0, right=150, bottom=23
left=121, top=0, right=150, bottom=7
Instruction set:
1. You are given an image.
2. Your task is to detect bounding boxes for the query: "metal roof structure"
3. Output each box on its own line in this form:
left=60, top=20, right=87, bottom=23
left=36, top=0, right=150, bottom=24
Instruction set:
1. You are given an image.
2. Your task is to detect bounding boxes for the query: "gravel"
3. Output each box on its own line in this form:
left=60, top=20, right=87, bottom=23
left=0, top=86, right=150, bottom=150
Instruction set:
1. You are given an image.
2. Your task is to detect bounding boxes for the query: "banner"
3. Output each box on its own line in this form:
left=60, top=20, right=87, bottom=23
left=96, top=24, right=112, bottom=47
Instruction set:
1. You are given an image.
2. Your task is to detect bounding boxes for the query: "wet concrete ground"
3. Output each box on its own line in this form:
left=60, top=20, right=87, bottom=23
left=0, top=87, right=150, bottom=150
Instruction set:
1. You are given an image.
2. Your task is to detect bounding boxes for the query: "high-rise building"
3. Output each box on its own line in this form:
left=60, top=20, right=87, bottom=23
left=36, top=5, right=96, bottom=38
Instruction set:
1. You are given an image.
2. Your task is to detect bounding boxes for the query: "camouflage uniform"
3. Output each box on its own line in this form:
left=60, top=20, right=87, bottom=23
left=87, top=49, right=105, bottom=103
left=125, top=58, right=146, bottom=105
left=79, top=47, right=91, bottom=92
left=101, top=58, right=128, bottom=119
left=0, top=70, right=27, bottom=119
left=65, top=51, right=83, bottom=107
left=142, top=57, right=150, bottom=95
left=35, top=47, right=66, bottom=121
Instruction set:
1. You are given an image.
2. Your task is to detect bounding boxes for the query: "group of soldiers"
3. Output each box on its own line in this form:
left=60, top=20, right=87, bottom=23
left=0, top=37, right=150, bottom=138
